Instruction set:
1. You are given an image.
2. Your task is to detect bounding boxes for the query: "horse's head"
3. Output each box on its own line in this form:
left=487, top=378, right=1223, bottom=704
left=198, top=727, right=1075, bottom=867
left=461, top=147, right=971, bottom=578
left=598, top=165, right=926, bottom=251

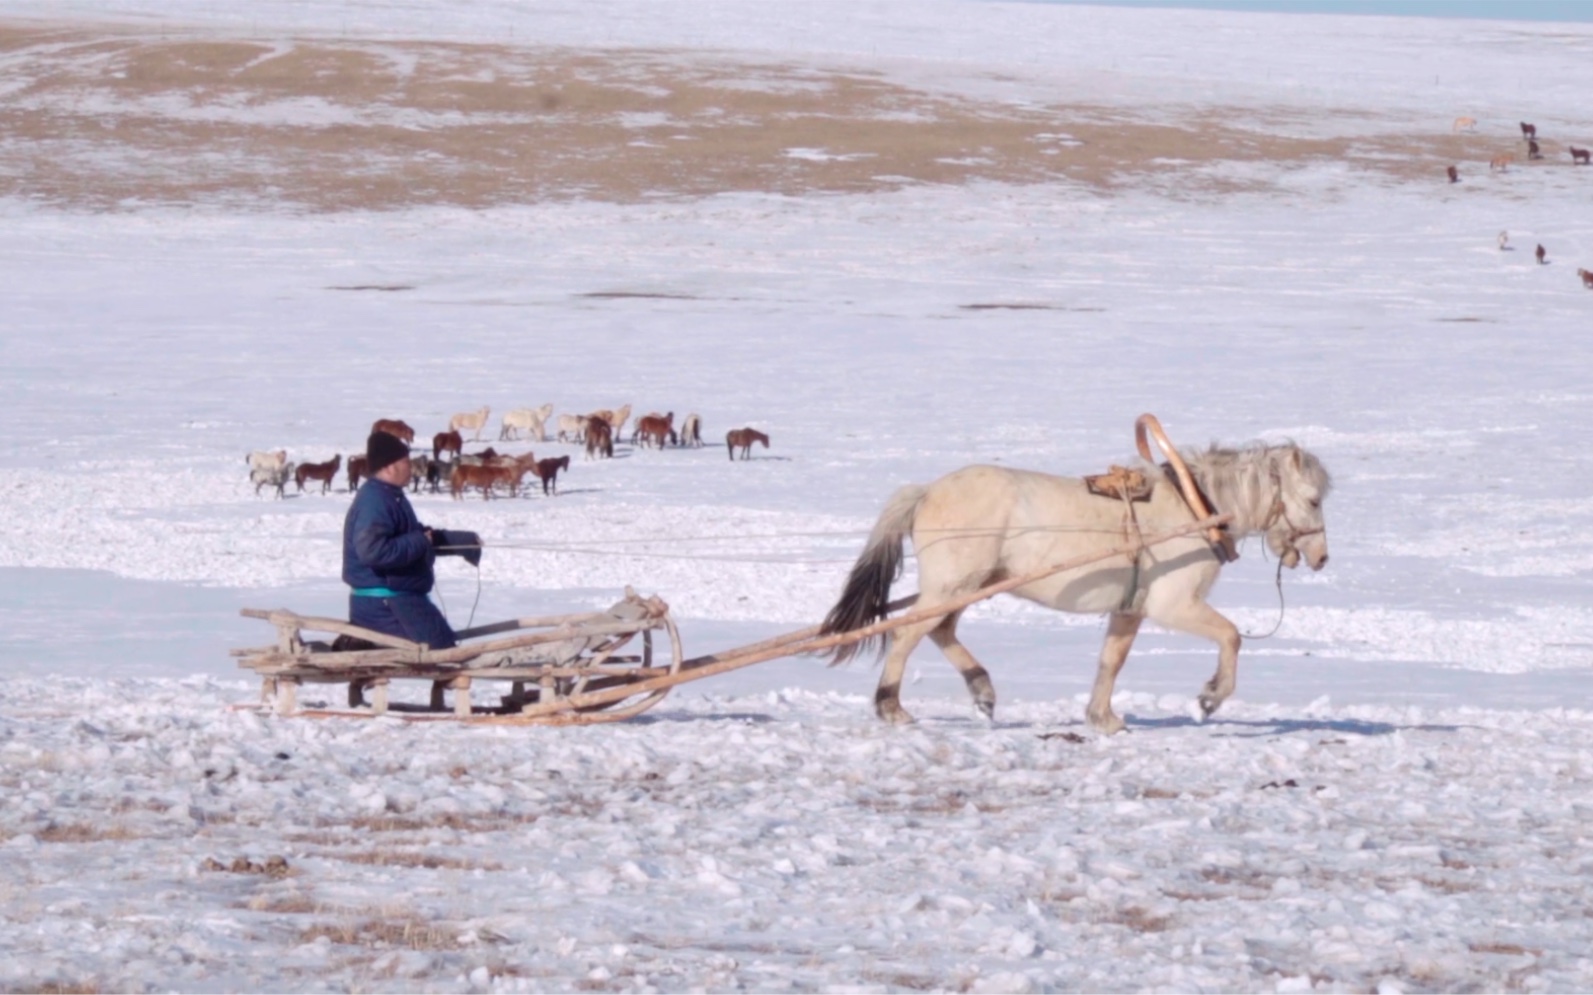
left=1266, top=445, right=1331, bottom=570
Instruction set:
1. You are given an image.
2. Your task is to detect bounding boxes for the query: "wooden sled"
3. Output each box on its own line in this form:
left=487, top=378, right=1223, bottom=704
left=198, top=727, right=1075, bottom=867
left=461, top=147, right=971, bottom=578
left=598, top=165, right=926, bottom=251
left=234, top=516, right=1228, bottom=726
left=234, top=587, right=684, bottom=724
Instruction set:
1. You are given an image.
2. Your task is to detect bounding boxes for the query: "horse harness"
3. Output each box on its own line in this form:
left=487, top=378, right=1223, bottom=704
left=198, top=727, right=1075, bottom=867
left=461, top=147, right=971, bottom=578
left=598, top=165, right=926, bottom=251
left=1083, top=463, right=1237, bottom=613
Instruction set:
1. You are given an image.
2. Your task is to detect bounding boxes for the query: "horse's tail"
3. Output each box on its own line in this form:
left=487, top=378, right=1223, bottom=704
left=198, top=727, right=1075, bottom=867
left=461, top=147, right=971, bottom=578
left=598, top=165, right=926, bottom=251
left=820, top=483, right=927, bottom=665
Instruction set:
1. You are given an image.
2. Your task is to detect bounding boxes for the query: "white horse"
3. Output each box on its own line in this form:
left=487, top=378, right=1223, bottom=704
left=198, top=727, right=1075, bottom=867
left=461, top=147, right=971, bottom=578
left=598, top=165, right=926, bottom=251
left=819, top=442, right=1332, bottom=734
left=556, top=413, right=589, bottom=442
left=500, top=403, right=554, bottom=442
left=679, top=413, right=703, bottom=448
left=450, top=405, right=491, bottom=441
left=246, top=449, right=286, bottom=472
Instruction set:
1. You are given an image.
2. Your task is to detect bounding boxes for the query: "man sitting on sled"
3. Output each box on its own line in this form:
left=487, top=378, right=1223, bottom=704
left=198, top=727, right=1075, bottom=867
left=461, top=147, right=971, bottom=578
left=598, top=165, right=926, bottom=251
left=342, top=430, right=480, bottom=649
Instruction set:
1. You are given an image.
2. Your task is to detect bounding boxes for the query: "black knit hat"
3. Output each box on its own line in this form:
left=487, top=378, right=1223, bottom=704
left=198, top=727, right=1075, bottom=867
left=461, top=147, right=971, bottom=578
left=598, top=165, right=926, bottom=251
left=366, top=431, right=411, bottom=476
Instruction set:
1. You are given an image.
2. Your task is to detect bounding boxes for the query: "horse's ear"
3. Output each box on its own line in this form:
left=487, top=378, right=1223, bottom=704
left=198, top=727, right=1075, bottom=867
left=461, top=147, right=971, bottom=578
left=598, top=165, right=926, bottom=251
left=1290, top=448, right=1302, bottom=470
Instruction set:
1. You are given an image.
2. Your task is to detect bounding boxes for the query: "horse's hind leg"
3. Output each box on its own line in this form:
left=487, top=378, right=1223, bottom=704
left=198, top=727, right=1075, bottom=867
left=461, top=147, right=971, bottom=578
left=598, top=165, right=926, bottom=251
left=1151, top=599, right=1241, bottom=718
left=927, top=610, right=996, bottom=720
left=875, top=616, right=939, bottom=725
left=1086, top=613, right=1143, bottom=735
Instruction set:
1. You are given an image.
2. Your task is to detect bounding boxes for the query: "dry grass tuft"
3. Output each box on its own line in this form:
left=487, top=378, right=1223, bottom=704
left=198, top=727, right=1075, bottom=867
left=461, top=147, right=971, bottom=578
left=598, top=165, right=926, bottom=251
left=35, top=823, right=143, bottom=844
left=298, top=918, right=464, bottom=951
left=244, top=893, right=320, bottom=915
left=1102, top=905, right=1175, bottom=933
left=1469, top=941, right=1542, bottom=957
left=328, top=849, right=504, bottom=872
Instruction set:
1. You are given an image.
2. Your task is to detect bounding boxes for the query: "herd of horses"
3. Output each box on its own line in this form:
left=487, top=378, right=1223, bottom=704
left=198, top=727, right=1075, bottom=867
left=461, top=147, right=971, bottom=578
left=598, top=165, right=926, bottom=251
left=1447, top=118, right=1593, bottom=289
left=246, top=405, right=772, bottom=502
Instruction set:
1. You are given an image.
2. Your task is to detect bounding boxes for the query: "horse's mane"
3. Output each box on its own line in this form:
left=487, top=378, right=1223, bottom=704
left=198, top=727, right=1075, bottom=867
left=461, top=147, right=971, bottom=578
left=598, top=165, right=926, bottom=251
left=1177, top=441, right=1332, bottom=536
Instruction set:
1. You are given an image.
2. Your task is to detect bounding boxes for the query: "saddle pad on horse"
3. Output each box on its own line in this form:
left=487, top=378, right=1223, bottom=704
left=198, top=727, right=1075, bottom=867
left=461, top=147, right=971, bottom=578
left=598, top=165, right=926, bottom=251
left=1084, top=465, right=1154, bottom=502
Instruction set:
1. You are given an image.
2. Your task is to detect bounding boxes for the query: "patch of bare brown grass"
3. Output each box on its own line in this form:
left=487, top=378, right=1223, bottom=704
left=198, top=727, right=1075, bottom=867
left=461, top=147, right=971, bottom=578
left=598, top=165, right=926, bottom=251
left=1101, top=905, right=1174, bottom=933
left=0, top=21, right=1502, bottom=212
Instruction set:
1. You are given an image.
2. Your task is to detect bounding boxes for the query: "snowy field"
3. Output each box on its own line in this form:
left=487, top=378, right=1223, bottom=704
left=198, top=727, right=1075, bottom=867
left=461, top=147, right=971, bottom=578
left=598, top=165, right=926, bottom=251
left=3, top=1, right=1593, bottom=991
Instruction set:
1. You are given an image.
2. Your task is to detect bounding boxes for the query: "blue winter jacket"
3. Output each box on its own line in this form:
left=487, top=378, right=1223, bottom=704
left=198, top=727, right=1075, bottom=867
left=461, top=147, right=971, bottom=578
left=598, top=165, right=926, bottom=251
left=342, top=478, right=435, bottom=594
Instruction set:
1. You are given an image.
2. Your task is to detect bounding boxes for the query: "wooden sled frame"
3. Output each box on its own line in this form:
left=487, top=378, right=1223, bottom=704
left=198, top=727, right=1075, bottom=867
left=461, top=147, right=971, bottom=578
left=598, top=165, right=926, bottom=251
left=234, top=516, right=1228, bottom=726
left=234, top=587, right=684, bottom=723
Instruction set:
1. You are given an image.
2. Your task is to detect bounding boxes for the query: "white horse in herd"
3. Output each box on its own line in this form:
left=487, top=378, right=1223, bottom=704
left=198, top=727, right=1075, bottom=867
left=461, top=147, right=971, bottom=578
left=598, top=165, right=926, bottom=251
left=449, top=406, right=491, bottom=441
left=500, top=403, right=554, bottom=442
left=820, top=439, right=1332, bottom=734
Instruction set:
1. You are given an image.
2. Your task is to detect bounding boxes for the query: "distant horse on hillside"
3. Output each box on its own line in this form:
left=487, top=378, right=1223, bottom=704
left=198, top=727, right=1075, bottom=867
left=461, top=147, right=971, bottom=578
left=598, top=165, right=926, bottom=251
left=1578, top=268, right=1593, bottom=289
left=1571, top=146, right=1591, bottom=165
left=1490, top=154, right=1514, bottom=172
left=1447, top=165, right=1459, bottom=184
left=1451, top=116, right=1476, bottom=134
left=1521, top=121, right=1537, bottom=141
left=726, top=428, right=769, bottom=461
left=817, top=436, right=1332, bottom=733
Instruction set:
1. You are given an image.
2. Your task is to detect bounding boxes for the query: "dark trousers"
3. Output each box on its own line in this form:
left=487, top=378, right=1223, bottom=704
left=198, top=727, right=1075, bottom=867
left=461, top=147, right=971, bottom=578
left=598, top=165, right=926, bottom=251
left=349, top=593, right=457, bottom=649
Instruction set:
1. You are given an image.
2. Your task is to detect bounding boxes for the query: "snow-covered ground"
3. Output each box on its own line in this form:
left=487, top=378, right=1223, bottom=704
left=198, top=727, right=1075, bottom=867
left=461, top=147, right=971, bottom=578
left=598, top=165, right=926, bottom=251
left=3, top=2, right=1593, bottom=991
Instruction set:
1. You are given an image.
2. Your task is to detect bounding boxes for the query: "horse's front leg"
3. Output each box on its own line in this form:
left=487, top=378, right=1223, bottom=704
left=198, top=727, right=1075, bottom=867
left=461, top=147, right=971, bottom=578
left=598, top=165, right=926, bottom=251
left=1086, top=612, right=1143, bottom=735
left=1153, top=600, right=1242, bottom=718
left=927, top=610, right=996, bottom=720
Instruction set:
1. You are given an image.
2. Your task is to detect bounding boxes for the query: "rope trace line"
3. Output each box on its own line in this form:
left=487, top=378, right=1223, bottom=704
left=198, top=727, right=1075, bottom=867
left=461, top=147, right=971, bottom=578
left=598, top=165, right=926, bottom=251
left=435, top=522, right=1157, bottom=561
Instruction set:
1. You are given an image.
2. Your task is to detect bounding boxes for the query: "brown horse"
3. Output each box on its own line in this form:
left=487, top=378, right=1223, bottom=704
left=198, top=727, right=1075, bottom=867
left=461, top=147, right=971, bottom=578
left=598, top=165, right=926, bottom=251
left=433, top=430, right=463, bottom=462
left=726, top=427, right=769, bottom=461
left=1572, top=146, right=1591, bottom=165
left=450, top=455, right=535, bottom=500
left=1537, top=243, right=1548, bottom=265
left=371, top=419, right=414, bottom=444
left=585, top=417, right=614, bottom=460
left=1528, top=138, right=1542, bottom=160
left=347, top=454, right=369, bottom=491
left=1578, top=268, right=1593, bottom=289
left=1446, top=164, right=1459, bottom=183
left=295, top=455, right=341, bottom=494
left=534, top=456, right=570, bottom=495
left=1521, top=121, right=1537, bottom=141
left=634, top=412, right=674, bottom=449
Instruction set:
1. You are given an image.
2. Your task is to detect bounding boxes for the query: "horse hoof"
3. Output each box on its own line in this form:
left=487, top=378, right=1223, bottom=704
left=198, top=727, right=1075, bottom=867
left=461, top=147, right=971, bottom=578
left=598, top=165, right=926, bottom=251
left=976, top=700, right=995, bottom=722
left=1198, top=694, right=1221, bottom=717
left=876, top=703, right=916, bottom=726
left=1086, top=711, right=1126, bottom=736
